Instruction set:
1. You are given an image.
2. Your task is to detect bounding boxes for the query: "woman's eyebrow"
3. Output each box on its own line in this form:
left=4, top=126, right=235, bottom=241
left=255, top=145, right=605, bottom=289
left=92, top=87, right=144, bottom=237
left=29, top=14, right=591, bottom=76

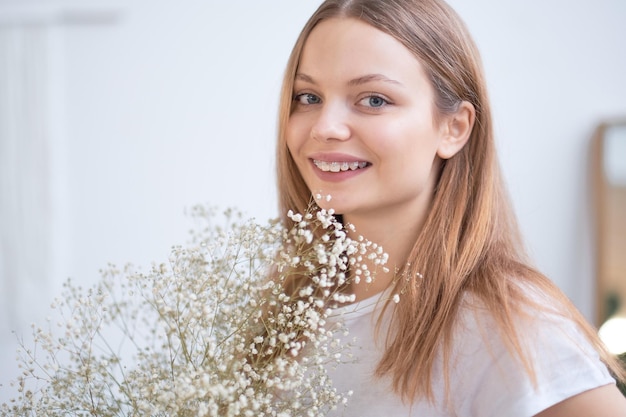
left=347, top=73, right=403, bottom=87
left=295, top=73, right=316, bottom=84
left=294, top=72, right=403, bottom=87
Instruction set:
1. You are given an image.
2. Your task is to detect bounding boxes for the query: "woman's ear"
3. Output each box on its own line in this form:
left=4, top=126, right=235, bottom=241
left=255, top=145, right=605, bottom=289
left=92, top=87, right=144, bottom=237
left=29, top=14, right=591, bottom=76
left=436, top=101, right=475, bottom=159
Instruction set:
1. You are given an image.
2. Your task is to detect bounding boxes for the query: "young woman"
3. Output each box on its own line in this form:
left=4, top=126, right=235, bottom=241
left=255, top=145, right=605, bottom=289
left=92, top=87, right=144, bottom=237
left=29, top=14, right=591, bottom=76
left=275, top=0, right=626, bottom=415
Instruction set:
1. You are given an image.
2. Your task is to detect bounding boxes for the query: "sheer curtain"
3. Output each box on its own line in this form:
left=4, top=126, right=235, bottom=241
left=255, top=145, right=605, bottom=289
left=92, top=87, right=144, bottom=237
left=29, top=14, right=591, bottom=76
left=0, top=7, right=121, bottom=402
left=0, top=21, right=53, bottom=336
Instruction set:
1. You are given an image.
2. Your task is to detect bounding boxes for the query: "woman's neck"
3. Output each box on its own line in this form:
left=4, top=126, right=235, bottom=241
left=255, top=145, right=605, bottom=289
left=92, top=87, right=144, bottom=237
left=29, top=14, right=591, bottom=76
left=343, top=205, right=426, bottom=301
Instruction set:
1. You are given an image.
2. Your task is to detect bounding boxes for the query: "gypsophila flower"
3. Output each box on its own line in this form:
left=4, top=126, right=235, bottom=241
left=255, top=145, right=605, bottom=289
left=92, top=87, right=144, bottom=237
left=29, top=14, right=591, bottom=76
left=1, top=203, right=390, bottom=417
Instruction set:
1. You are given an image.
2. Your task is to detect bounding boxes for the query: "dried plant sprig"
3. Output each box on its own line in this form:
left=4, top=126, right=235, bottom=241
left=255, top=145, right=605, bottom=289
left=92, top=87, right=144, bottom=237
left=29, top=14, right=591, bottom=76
left=1, top=204, right=389, bottom=417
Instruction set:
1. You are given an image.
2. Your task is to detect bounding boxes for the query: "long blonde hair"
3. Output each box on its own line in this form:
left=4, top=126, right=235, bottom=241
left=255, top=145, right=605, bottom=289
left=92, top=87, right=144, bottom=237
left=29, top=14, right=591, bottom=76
left=275, top=0, right=625, bottom=403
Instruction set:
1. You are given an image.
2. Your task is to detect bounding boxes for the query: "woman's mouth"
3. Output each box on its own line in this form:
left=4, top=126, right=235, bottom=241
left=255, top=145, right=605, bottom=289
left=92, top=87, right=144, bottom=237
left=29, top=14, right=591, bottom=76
left=312, top=160, right=370, bottom=172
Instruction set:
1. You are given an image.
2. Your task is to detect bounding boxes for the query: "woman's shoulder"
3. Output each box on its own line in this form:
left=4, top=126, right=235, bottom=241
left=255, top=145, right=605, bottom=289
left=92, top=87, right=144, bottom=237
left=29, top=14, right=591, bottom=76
left=452, top=285, right=608, bottom=373
left=445, top=290, right=615, bottom=417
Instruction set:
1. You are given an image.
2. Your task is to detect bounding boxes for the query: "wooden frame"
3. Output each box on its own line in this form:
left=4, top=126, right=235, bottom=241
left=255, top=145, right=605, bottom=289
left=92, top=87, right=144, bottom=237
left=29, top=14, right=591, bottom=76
left=593, top=120, right=626, bottom=327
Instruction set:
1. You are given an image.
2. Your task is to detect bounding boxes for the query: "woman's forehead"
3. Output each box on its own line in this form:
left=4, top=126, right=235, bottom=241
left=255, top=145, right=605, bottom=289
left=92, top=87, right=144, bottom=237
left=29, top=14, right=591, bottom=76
left=297, top=18, right=425, bottom=86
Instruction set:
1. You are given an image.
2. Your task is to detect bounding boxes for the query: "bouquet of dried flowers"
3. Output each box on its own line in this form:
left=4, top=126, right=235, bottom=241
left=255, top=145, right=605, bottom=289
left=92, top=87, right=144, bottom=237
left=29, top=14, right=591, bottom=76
left=1, top=204, right=388, bottom=416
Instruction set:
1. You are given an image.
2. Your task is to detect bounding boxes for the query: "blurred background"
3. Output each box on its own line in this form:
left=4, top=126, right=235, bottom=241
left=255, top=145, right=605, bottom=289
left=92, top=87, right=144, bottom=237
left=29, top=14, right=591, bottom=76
left=1, top=0, right=625, bottom=402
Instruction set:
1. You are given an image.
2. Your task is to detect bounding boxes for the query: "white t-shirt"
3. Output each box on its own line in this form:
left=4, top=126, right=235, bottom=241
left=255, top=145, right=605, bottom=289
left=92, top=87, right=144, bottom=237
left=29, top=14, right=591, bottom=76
left=326, top=290, right=615, bottom=417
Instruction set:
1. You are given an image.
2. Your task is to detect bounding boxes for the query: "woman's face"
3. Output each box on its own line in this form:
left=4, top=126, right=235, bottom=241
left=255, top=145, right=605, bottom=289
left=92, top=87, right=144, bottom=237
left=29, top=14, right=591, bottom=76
left=286, top=18, right=448, bottom=223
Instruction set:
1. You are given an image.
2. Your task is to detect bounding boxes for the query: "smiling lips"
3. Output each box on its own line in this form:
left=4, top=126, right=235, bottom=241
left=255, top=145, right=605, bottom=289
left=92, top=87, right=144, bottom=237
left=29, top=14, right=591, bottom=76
left=313, top=160, right=369, bottom=172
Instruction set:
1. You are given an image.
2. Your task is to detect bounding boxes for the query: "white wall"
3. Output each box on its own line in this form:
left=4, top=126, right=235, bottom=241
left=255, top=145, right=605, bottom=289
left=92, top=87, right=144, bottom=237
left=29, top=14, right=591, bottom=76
left=1, top=0, right=625, bottom=402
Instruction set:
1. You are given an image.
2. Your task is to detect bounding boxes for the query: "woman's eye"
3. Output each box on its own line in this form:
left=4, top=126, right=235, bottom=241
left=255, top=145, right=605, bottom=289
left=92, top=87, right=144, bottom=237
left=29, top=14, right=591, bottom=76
left=294, top=93, right=321, bottom=105
left=359, top=95, right=389, bottom=108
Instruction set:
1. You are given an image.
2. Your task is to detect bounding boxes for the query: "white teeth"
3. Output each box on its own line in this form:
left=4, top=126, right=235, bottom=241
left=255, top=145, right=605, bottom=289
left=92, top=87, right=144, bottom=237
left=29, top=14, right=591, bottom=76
left=313, top=160, right=369, bottom=172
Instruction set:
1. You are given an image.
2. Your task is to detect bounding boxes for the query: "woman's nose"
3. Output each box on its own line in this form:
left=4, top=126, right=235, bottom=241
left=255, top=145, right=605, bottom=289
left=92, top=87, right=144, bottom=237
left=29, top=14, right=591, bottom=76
left=310, top=102, right=351, bottom=142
